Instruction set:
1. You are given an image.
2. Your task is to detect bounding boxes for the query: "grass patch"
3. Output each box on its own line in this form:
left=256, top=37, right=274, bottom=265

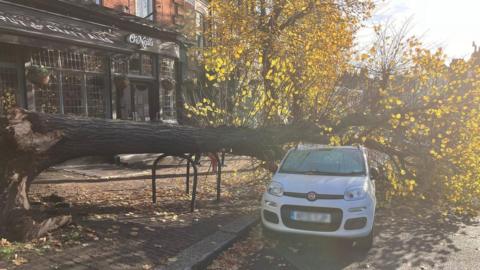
left=0, top=245, right=16, bottom=260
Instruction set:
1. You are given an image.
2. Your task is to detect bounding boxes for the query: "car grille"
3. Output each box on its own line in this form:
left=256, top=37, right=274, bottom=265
left=281, top=205, right=343, bottom=232
left=283, top=192, right=344, bottom=200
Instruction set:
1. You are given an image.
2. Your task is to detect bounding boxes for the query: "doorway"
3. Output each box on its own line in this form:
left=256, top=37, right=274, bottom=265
left=117, top=80, right=153, bottom=121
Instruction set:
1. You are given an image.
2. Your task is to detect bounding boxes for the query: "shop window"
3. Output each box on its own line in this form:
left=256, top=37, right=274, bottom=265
left=84, top=54, right=106, bottom=73
left=61, top=51, right=84, bottom=70
left=112, top=55, right=128, bottom=74
left=62, top=73, right=84, bottom=115
left=163, top=92, right=175, bottom=118
left=141, top=54, right=154, bottom=76
left=129, top=53, right=154, bottom=76
left=0, top=68, right=18, bottom=89
left=86, top=75, right=105, bottom=118
left=113, top=53, right=155, bottom=77
left=0, top=67, right=19, bottom=114
left=129, top=53, right=141, bottom=75
left=159, top=58, right=176, bottom=120
left=29, top=49, right=107, bottom=117
left=31, top=49, right=59, bottom=68
left=159, top=58, right=175, bottom=79
left=33, top=76, right=60, bottom=114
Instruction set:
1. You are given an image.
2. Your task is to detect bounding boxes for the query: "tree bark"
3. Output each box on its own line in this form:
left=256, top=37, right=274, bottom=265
left=0, top=108, right=328, bottom=240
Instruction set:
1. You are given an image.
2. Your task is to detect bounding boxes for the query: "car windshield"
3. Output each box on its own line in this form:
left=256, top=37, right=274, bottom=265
left=279, top=148, right=366, bottom=176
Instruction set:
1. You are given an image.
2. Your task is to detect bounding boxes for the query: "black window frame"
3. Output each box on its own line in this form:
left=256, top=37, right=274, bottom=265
left=28, top=48, right=108, bottom=118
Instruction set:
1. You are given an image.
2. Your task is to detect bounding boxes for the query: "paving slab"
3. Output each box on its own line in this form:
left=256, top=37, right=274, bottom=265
left=160, top=215, right=259, bottom=270
left=219, top=215, right=258, bottom=234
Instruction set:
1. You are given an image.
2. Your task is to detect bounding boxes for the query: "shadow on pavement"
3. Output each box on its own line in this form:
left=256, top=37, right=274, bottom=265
left=258, top=205, right=478, bottom=270
left=365, top=206, right=475, bottom=269
left=266, top=233, right=368, bottom=270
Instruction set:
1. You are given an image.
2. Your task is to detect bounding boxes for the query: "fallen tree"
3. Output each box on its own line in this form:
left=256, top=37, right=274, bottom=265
left=0, top=108, right=330, bottom=241
left=2, top=0, right=479, bottom=243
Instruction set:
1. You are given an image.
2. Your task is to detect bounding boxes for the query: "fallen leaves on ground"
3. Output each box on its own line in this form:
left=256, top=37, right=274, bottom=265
left=11, top=254, right=28, bottom=266
left=1, top=239, right=31, bottom=266
left=19, top=157, right=267, bottom=268
left=207, top=226, right=265, bottom=270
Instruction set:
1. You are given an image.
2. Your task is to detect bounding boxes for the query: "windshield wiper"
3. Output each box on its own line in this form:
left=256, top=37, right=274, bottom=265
left=279, top=170, right=365, bottom=176
left=335, top=171, right=365, bottom=176
left=278, top=170, right=324, bottom=175
left=303, top=171, right=324, bottom=175
left=303, top=171, right=336, bottom=175
left=304, top=171, right=365, bottom=176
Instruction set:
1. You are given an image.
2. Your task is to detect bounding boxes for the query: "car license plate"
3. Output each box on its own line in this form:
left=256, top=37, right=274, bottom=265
left=290, top=211, right=331, bottom=223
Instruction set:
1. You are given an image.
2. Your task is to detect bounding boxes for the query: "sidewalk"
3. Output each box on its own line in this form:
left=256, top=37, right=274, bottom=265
left=35, top=155, right=255, bottom=183
left=2, top=156, right=266, bottom=269
left=16, top=213, right=257, bottom=270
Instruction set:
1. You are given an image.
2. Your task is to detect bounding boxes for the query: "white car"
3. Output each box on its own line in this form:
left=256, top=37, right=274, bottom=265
left=261, top=145, right=378, bottom=249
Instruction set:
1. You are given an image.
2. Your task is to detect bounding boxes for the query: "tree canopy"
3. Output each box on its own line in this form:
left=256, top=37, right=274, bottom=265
left=186, top=0, right=373, bottom=126
left=185, top=1, right=480, bottom=211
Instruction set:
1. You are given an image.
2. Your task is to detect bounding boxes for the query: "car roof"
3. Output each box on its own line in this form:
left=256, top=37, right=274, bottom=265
left=292, top=144, right=364, bottom=151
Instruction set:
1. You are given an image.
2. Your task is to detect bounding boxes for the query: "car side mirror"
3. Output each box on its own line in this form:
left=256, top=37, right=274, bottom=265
left=269, top=163, right=279, bottom=173
left=262, top=161, right=278, bottom=173
left=369, top=167, right=379, bottom=180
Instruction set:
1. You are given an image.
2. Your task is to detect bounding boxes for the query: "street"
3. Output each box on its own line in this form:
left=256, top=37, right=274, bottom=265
left=217, top=206, right=480, bottom=270
left=1, top=1, right=480, bottom=270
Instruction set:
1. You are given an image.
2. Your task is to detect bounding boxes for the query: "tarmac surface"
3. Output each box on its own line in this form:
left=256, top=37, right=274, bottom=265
left=245, top=207, right=480, bottom=270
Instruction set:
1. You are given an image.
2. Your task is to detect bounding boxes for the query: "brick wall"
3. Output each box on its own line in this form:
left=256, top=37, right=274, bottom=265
left=154, top=0, right=174, bottom=25
left=101, top=0, right=178, bottom=26
left=99, top=0, right=205, bottom=29
left=102, top=0, right=136, bottom=14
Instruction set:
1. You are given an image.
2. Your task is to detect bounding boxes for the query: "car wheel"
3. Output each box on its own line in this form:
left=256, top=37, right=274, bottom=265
left=353, top=230, right=373, bottom=251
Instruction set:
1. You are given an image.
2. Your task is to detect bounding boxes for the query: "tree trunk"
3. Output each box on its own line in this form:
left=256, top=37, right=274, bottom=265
left=0, top=110, right=72, bottom=241
left=0, top=108, right=327, bottom=241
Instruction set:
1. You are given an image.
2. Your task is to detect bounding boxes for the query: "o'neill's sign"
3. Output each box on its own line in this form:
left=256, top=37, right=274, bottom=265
left=126, top=33, right=154, bottom=49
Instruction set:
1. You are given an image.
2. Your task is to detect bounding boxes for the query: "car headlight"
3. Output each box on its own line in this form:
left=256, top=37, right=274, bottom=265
left=267, top=182, right=284, bottom=197
left=344, top=185, right=367, bottom=201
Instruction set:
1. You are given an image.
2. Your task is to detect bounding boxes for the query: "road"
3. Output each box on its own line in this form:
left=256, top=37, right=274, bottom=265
left=243, top=206, right=480, bottom=270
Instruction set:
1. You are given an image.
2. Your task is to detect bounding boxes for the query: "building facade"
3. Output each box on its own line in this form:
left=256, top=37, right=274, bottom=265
left=0, top=0, right=207, bottom=123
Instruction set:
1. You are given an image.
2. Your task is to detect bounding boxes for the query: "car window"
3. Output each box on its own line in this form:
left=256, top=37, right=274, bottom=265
left=279, top=148, right=366, bottom=176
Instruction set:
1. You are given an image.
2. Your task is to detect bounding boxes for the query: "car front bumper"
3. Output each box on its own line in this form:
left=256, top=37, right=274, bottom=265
left=261, top=192, right=375, bottom=238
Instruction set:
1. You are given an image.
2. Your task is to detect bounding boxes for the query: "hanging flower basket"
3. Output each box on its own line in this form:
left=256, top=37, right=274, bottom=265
left=114, top=75, right=130, bottom=90
left=26, top=66, right=51, bottom=88
left=161, top=79, right=174, bottom=94
left=0, top=88, right=17, bottom=115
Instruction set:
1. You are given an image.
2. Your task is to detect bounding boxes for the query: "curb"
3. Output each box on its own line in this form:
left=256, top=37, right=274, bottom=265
left=158, top=215, right=259, bottom=270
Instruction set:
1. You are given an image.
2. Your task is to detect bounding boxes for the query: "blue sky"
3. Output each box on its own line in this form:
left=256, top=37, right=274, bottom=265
left=359, top=0, right=480, bottom=59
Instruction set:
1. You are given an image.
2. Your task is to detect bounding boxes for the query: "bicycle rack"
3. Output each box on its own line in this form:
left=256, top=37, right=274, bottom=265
left=151, top=152, right=223, bottom=212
